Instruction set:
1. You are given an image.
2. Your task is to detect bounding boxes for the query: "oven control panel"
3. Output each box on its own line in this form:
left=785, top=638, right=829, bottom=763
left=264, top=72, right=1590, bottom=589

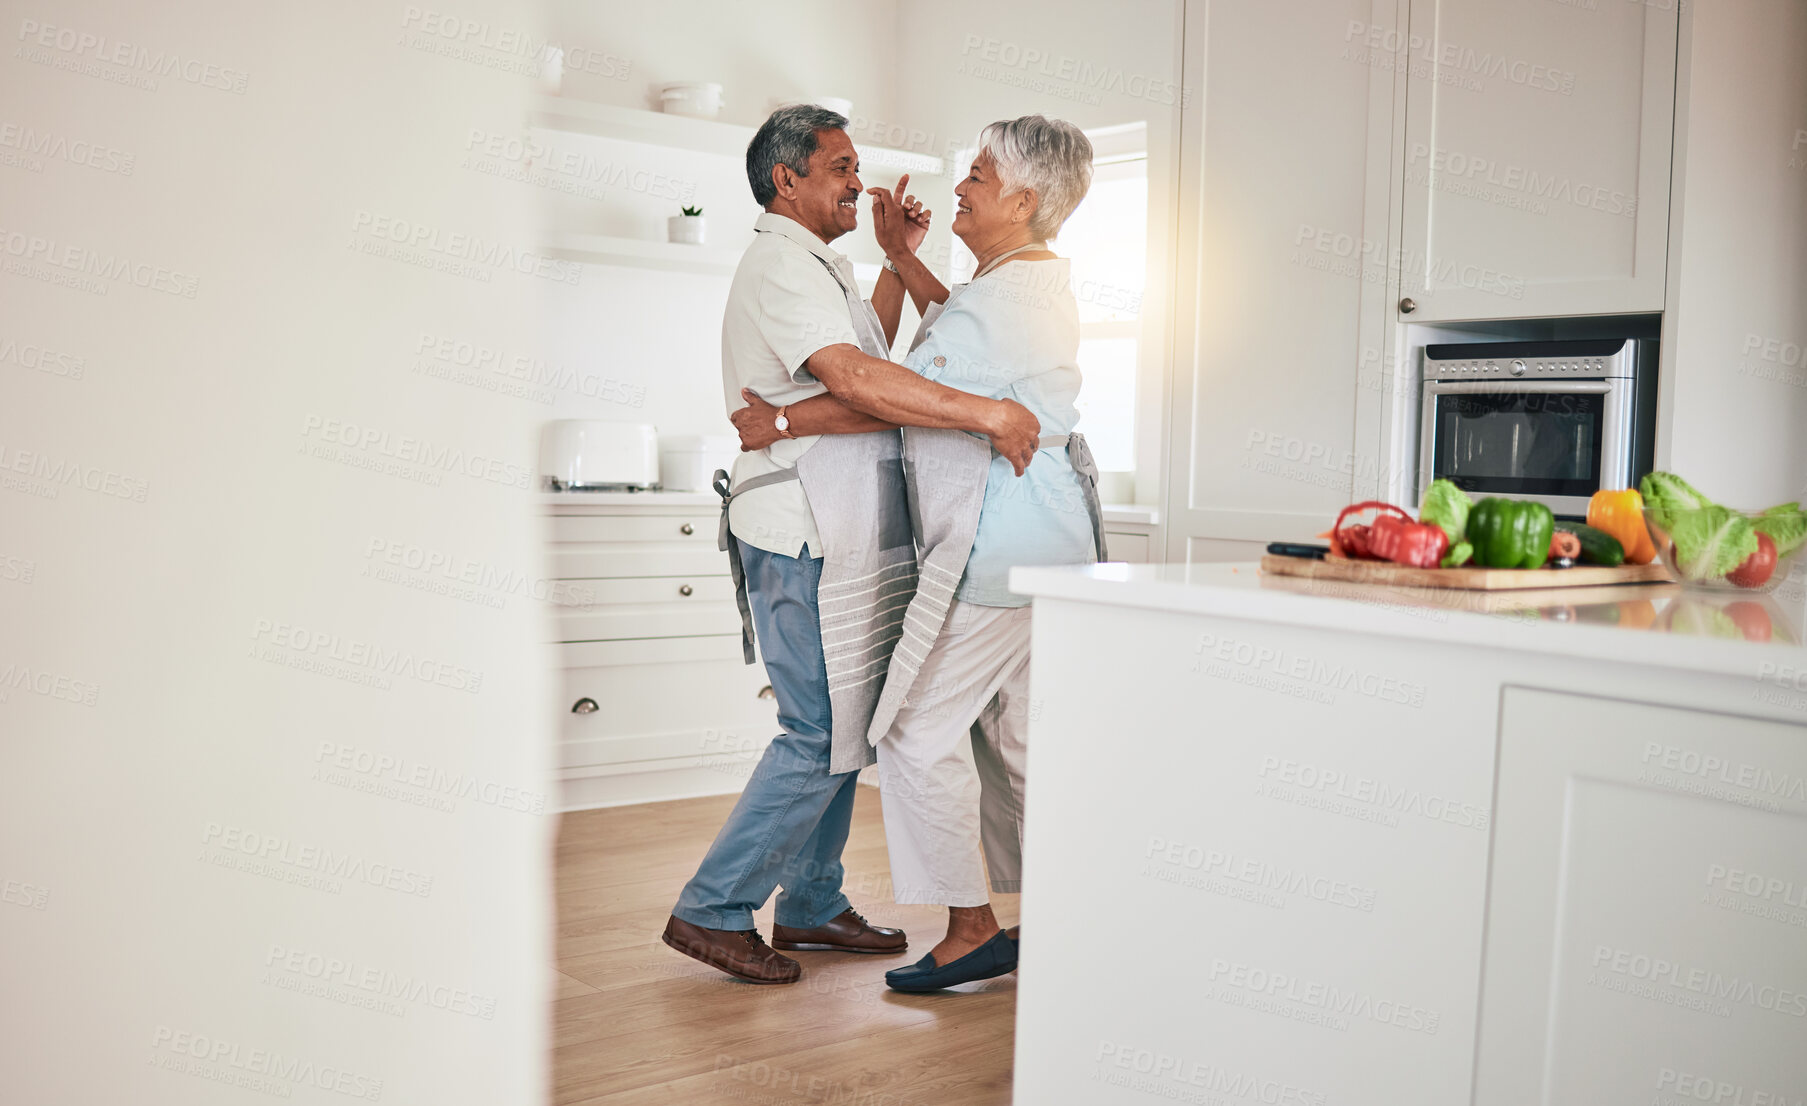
left=1422, top=339, right=1639, bottom=381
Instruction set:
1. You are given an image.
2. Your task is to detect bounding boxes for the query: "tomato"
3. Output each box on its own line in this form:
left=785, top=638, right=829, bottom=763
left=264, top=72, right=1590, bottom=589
left=1728, top=532, right=1778, bottom=588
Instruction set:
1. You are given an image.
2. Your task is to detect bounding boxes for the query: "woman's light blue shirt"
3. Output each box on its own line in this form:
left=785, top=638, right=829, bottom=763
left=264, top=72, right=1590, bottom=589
left=903, top=257, right=1097, bottom=607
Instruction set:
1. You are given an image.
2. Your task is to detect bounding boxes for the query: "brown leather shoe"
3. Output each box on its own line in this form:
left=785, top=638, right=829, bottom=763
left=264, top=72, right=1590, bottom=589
left=661, top=915, right=800, bottom=984
left=771, top=908, right=907, bottom=954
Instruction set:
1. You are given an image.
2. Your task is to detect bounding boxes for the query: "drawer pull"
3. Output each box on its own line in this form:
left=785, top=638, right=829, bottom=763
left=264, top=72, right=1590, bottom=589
left=757, top=685, right=776, bottom=701
left=680, top=523, right=695, bottom=535
left=678, top=584, right=694, bottom=596
left=572, top=697, right=599, bottom=714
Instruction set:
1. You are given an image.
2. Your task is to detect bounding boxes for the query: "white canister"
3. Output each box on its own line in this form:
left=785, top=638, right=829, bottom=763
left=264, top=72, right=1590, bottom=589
left=659, top=82, right=723, bottom=119
left=658, top=434, right=739, bottom=492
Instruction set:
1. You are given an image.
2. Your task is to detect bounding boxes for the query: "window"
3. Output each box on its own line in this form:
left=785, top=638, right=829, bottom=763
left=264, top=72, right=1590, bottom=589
left=952, top=126, right=1149, bottom=476
left=1058, top=125, right=1148, bottom=475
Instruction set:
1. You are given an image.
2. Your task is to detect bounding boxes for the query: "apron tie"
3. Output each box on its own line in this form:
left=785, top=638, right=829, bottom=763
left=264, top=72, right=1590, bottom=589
left=714, top=466, right=801, bottom=664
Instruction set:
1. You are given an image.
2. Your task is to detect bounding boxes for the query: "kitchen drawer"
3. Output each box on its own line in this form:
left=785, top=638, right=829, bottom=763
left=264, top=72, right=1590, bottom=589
left=549, top=514, right=719, bottom=545
left=574, top=576, right=738, bottom=606
left=1104, top=531, right=1152, bottom=563
left=554, top=601, right=740, bottom=643
left=551, top=543, right=730, bottom=580
left=556, top=635, right=748, bottom=669
left=559, top=655, right=778, bottom=749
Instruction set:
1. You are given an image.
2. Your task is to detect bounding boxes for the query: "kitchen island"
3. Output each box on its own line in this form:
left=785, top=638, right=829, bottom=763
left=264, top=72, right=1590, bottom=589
left=1008, top=562, right=1807, bottom=1106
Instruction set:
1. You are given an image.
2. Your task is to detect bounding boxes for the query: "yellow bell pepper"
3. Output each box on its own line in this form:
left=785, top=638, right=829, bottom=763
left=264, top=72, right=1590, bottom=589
left=1587, top=488, right=1656, bottom=564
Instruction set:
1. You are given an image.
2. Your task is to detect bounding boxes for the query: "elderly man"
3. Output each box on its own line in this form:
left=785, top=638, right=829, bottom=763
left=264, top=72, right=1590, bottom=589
left=662, top=104, right=1040, bottom=985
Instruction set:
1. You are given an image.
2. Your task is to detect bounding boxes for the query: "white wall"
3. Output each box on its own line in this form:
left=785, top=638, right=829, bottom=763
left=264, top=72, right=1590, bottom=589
left=1662, top=0, right=1807, bottom=507
left=2, top=3, right=551, bottom=1101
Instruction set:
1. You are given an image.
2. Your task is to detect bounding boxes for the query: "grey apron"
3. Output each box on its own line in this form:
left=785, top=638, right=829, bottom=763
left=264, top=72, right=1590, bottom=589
left=715, top=248, right=916, bottom=775
left=865, top=248, right=1108, bottom=747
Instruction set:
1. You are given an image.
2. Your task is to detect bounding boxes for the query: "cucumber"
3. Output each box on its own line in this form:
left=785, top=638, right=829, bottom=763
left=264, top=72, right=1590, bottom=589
left=1553, top=521, right=1625, bottom=566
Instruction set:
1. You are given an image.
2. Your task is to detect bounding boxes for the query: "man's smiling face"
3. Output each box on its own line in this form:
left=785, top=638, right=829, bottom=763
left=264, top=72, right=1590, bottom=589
left=788, top=127, right=864, bottom=242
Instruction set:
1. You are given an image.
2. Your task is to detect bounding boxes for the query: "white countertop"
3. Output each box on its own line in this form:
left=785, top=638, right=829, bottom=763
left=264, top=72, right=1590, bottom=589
left=1101, top=503, right=1159, bottom=526
left=541, top=492, right=1160, bottom=522
left=1010, top=561, right=1807, bottom=680
left=540, top=489, right=719, bottom=508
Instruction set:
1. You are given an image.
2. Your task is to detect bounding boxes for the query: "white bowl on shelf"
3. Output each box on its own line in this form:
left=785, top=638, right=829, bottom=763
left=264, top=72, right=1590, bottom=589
left=659, top=82, right=723, bottom=119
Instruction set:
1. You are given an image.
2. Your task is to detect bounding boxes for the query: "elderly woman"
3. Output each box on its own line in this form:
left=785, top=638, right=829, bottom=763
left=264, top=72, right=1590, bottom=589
left=732, top=114, right=1104, bottom=992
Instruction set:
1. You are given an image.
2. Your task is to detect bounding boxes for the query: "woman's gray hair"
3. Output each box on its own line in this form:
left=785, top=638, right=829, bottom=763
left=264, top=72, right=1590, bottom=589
left=746, top=104, right=850, bottom=207
left=976, top=115, right=1094, bottom=239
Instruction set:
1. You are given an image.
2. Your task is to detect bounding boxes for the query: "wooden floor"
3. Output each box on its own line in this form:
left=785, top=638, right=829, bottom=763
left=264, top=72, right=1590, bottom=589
left=553, top=786, right=1020, bottom=1105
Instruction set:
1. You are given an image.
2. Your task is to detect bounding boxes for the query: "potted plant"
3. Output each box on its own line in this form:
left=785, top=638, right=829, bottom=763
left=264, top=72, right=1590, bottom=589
left=667, top=206, right=705, bottom=245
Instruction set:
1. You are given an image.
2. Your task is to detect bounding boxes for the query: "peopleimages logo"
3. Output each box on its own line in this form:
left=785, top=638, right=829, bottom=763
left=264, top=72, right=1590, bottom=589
left=1208, top=958, right=1441, bottom=1034
left=149, top=1026, right=381, bottom=1100
left=299, top=414, right=534, bottom=491
left=1258, top=755, right=1490, bottom=830
left=1656, top=1067, right=1805, bottom=1106
left=1640, top=740, right=1807, bottom=804
left=15, top=19, right=250, bottom=93
left=1093, top=1041, right=1327, bottom=1106
left=1343, top=21, right=1575, bottom=94
left=200, top=822, right=435, bottom=898
left=264, top=943, right=498, bottom=1019
left=250, top=617, right=484, bottom=694
left=957, top=34, right=1190, bottom=108
left=0, top=225, right=199, bottom=297
left=1591, top=946, right=1807, bottom=1017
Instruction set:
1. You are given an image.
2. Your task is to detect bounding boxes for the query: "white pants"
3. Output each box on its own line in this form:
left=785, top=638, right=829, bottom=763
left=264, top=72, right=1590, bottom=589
left=875, top=600, right=1032, bottom=907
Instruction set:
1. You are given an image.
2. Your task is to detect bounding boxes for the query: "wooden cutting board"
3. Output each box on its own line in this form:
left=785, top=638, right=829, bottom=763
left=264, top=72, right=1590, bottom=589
left=1260, top=554, right=1673, bottom=591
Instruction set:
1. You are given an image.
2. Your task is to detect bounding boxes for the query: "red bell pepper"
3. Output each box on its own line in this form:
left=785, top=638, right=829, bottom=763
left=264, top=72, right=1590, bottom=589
left=1366, top=513, right=1451, bottom=569
left=1330, top=501, right=1411, bottom=559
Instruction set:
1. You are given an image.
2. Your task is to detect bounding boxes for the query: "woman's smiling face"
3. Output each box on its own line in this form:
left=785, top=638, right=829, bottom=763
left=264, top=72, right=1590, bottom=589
left=951, top=152, right=1031, bottom=244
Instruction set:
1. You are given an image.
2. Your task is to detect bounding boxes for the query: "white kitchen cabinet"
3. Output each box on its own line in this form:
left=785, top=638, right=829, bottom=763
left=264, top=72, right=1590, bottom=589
left=1477, top=688, right=1807, bottom=1105
left=1100, top=504, right=1162, bottom=565
left=1008, top=562, right=1807, bottom=1106
left=1163, top=0, right=1400, bottom=560
left=545, top=495, right=779, bottom=810
left=1395, top=0, right=1677, bottom=321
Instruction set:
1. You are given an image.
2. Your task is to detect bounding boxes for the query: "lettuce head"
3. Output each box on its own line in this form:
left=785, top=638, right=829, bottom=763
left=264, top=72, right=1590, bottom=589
left=1418, top=479, right=1473, bottom=544
left=1668, top=506, right=1760, bottom=582
left=1640, top=472, right=1716, bottom=532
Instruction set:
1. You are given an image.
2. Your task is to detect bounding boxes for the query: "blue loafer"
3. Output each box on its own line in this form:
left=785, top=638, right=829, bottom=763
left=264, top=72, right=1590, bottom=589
left=884, top=930, right=1018, bottom=992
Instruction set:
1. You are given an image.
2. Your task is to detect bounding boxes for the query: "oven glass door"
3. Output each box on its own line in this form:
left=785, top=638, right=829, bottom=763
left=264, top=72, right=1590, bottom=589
left=1429, top=386, right=1607, bottom=498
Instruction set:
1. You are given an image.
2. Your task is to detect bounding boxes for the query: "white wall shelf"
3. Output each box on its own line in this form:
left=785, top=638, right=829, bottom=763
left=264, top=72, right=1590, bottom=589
left=527, top=95, right=943, bottom=176
left=545, top=232, right=880, bottom=286
left=546, top=233, right=742, bottom=275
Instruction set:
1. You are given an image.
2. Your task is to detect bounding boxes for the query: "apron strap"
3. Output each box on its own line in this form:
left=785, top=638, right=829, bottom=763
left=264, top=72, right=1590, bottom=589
left=1062, top=434, right=1110, bottom=564
left=714, top=466, right=802, bottom=664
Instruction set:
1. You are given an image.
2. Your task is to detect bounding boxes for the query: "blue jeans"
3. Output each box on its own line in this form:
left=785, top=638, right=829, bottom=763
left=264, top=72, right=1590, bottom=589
left=671, top=540, right=859, bottom=932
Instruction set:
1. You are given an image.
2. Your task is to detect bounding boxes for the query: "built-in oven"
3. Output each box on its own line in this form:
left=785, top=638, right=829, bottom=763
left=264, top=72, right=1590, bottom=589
left=1418, top=338, right=1657, bottom=518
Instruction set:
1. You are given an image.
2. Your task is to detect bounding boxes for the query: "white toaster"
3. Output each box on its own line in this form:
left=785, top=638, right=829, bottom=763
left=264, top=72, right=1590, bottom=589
left=540, top=421, right=659, bottom=491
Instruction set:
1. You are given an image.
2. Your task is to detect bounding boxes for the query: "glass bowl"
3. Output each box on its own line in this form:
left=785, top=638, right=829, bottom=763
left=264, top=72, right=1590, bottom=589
left=1641, top=506, right=1805, bottom=595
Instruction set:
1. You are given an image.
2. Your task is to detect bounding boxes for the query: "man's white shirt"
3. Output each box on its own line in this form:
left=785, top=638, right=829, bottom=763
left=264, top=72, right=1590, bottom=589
left=720, top=212, right=873, bottom=558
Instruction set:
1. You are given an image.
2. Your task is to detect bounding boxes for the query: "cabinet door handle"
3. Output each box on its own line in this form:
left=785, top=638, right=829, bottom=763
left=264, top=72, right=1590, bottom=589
left=1399, top=297, right=1417, bottom=314
left=757, top=685, right=776, bottom=701
left=572, top=697, right=599, bottom=714
left=680, top=523, right=695, bottom=535
left=678, top=584, right=694, bottom=596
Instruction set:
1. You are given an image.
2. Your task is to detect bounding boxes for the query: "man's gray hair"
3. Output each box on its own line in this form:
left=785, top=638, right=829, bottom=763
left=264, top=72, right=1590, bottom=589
left=976, top=115, right=1094, bottom=240
left=746, top=104, right=850, bottom=207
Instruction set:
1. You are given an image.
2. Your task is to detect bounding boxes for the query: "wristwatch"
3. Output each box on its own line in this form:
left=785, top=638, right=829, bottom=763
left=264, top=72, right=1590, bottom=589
left=882, top=257, right=899, bottom=273
left=774, top=405, right=795, bottom=440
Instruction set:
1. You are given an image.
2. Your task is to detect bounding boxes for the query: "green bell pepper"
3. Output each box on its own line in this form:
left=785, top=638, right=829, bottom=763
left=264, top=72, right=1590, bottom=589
left=1467, top=498, right=1555, bottom=569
